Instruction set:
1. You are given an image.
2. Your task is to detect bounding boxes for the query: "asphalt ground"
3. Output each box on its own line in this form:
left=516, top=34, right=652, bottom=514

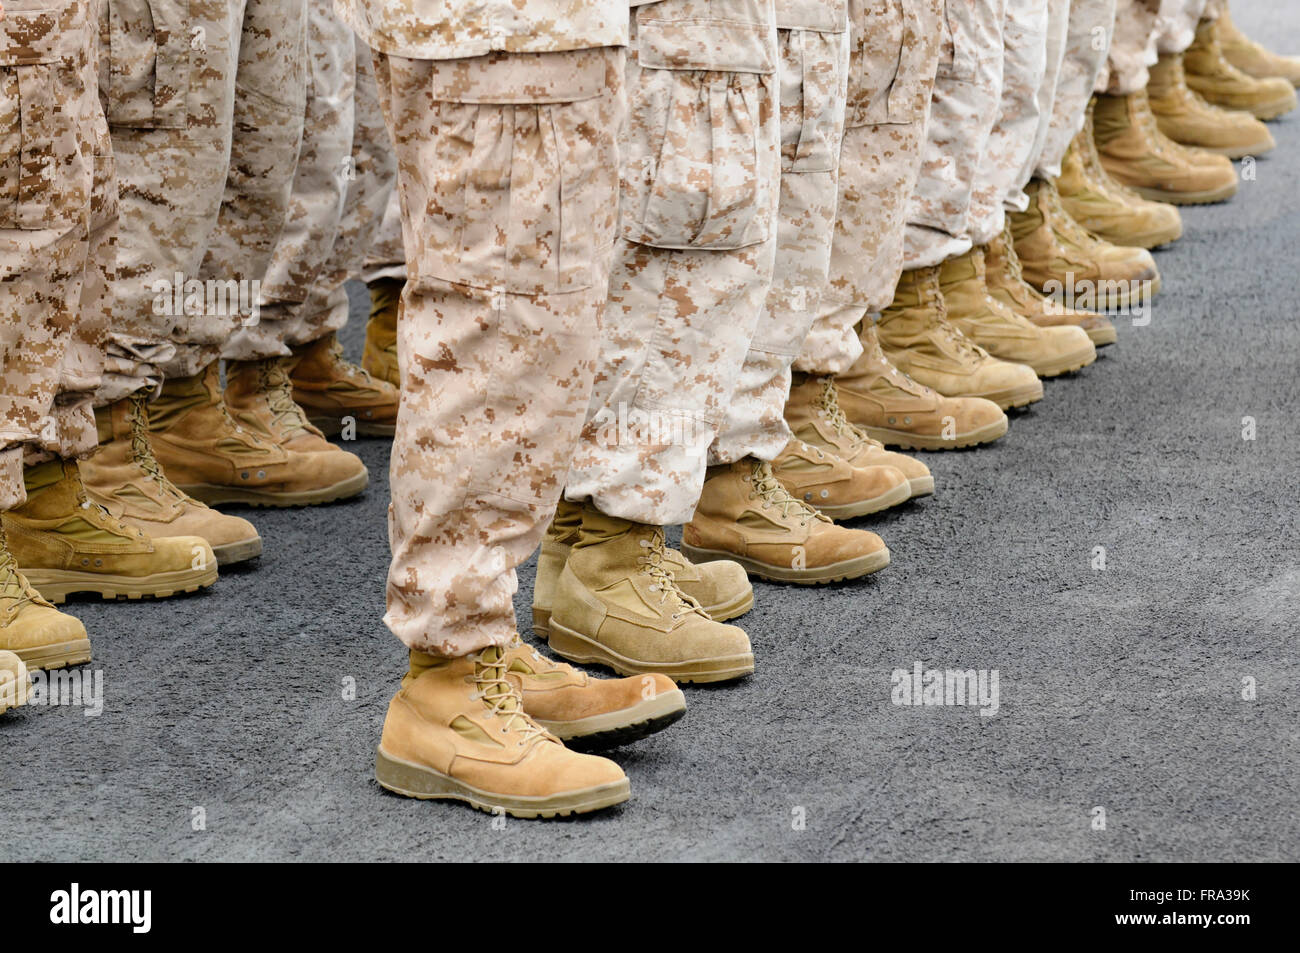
left=2, top=5, right=1297, bottom=861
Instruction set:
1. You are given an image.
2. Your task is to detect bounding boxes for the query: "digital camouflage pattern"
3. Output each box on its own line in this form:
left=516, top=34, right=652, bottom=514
left=1105, top=0, right=1161, bottom=93
left=711, top=7, right=850, bottom=464
left=1039, top=0, right=1117, bottom=179
left=373, top=46, right=624, bottom=656
left=98, top=0, right=307, bottom=404
left=564, top=0, right=781, bottom=526
left=798, top=0, right=943, bottom=375
left=1157, top=0, right=1215, bottom=55
left=227, top=0, right=396, bottom=360
left=1, top=0, right=116, bottom=510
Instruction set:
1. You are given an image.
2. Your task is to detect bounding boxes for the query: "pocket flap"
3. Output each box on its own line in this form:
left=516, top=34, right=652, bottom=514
left=423, top=48, right=611, bottom=104
left=775, top=0, right=849, bottom=33
left=637, top=17, right=777, bottom=74
left=0, top=9, right=64, bottom=66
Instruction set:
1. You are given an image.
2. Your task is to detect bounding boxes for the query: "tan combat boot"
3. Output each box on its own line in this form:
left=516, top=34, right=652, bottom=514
left=548, top=512, right=754, bottom=683
left=1092, top=90, right=1239, bottom=206
left=1010, top=178, right=1161, bottom=311
left=81, top=395, right=262, bottom=566
left=0, top=650, right=29, bottom=714
left=531, top=499, right=752, bottom=638
left=375, top=645, right=630, bottom=817
left=1148, top=52, right=1275, bottom=158
left=835, top=324, right=1008, bottom=450
left=984, top=224, right=1116, bottom=347
left=1218, top=7, right=1300, bottom=87
left=876, top=267, right=1043, bottom=410
left=784, top=373, right=934, bottom=497
left=1184, top=17, right=1297, bottom=119
left=151, top=364, right=365, bottom=507
left=362, top=277, right=402, bottom=388
left=1, top=522, right=91, bottom=670
left=500, top=635, right=686, bottom=748
left=771, top=438, right=910, bottom=518
left=939, top=247, right=1097, bottom=377
left=2, top=461, right=217, bottom=604
left=682, top=459, right=890, bottom=585
left=1057, top=106, right=1184, bottom=249
left=223, top=358, right=369, bottom=502
left=289, top=332, right=399, bottom=438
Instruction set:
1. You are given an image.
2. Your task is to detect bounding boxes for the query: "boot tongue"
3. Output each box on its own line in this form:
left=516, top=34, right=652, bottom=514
left=634, top=527, right=702, bottom=619
left=475, top=645, right=523, bottom=716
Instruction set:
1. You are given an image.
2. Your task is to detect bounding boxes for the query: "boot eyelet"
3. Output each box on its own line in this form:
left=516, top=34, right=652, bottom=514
left=241, top=472, right=250, bottom=480
left=94, top=559, right=103, bottom=567
left=903, top=417, right=912, bottom=425
left=888, top=417, right=897, bottom=425
left=803, top=492, right=812, bottom=501
left=257, top=470, right=266, bottom=479
left=82, top=559, right=90, bottom=566
left=820, top=490, right=829, bottom=499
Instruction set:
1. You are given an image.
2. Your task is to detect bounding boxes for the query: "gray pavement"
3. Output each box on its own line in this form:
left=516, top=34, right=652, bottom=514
left=2, top=5, right=1298, bottom=862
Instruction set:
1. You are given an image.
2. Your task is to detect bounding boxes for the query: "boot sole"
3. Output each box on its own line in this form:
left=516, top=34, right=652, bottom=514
left=22, top=565, right=219, bottom=604
left=680, top=543, right=890, bottom=586
left=1032, top=343, right=1098, bottom=379
left=12, top=639, right=93, bottom=672
left=976, top=379, right=1044, bottom=411
left=532, top=586, right=754, bottom=637
left=535, top=688, right=687, bottom=749
left=1087, top=223, right=1184, bottom=250
left=1191, top=137, right=1275, bottom=159
left=1130, top=182, right=1238, bottom=206
left=1086, top=324, right=1119, bottom=347
left=859, top=416, right=1009, bottom=451
left=212, top=536, right=263, bottom=566
left=908, top=476, right=935, bottom=497
left=547, top=621, right=755, bottom=684
left=0, top=657, right=30, bottom=714
left=374, top=748, right=630, bottom=819
left=178, top=470, right=368, bottom=508
left=309, top=415, right=396, bottom=438
left=810, top=480, right=912, bottom=519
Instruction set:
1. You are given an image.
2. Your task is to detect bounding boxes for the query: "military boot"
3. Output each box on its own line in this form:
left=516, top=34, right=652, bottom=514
left=531, top=500, right=752, bottom=638
left=1057, top=105, right=1184, bottom=249
left=771, top=439, right=910, bottom=518
left=362, top=277, right=402, bottom=387
left=500, top=635, right=686, bottom=749
left=834, top=324, right=1008, bottom=451
left=1148, top=52, right=1275, bottom=157
left=682, top=459, right=890, bottom=585
left=2, top=461, right=217, bottom=603
left=784, top=373, right=934, bottom=497
left=984, top=224, right=1117, bottom=347
left=0, top=650, right=29, bottom=714
left=1010, top=178, right=1161, bottom=311
left=375, top=645, right=630, bottom=817
left=939, top=247, right=1097, bottom=377
left=1218, top=7, right=1300, bottom=87
left=222, top=358, right=369, bottom=503
left=151, top=363, right=365, bottom=507
left=876, top=267, right=1043, bottom=410
left=548, top=513, right=754, bottom=683
left=1092, top=90, right=1239, bottom=206
left=0, top=522, right=91, bottom=670
left=289, top=332, right=399, bottom=438
left=81, top=394, right=262, bottom=566
left=1184, top=17, right=1297, bottom=119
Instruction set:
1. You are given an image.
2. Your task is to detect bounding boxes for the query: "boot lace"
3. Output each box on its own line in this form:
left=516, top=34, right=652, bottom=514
left=126, top=396, right=189, bottom=502
left=260, top=360, right=314, bottom=438
left=327, top=335, right=379, bottom=387
left=636, top=530, right=706, bottom=622
left=472, top=645, right=548, bottom=744
left=749, top=459, right=831, bottom=525
left=815, top=377, right=879, bottom=450
left=0, top=527, right=39, bottom=613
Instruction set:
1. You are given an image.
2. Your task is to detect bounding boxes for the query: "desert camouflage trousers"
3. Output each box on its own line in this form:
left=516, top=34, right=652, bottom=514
left=564, top=1, right=781, bottom=526
left=1038, top=0, right=1117, bottom=178
left=0, top=0, right=117, bottom=510
left=374, top=47, right=624, bottom=657
left=225, top=0, right=396, bottom=360
left=362, top=190, right=405, bottom=283
left=798, top=0, right=945, bottom=374
left=96, top=0, right=307, bottom=403
left=1105, top=0, right=1216, bottom=93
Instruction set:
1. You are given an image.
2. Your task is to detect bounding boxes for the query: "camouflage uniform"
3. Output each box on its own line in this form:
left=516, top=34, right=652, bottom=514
left=225, top=0, right=396, bottom=360
left=563, top=0, right=782, bottom=526
left=1105, top=0, right=1161, bottom=93
left=0, top=0, right=116, bottom=510
left=1038, top=0, right=1117, bottom=179
left=361, top=188, right=404, bottom=283
left=1156, top=0, right=1214, bottom=54
left=904, top=0, right=1008, bottom=269
left=797, top=0, right=944, bottom=374
left=96, top=0, right=308, bottom=403
left=340, top=0, right=627, bottom=656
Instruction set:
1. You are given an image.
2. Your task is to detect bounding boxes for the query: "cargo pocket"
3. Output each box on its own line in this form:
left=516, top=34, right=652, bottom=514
left=0, top=7, right=84, bottom=231
left=621, top=14, right=778, bottom=250
left=780, top=27, right=846, bottom=174
left=106, top=0, right=190, bottom=128
left=847, top=0, right=935, bottom=127
left=415, top=48, right=616, bottom=295
left=937, top=0, right=978, bottom=82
